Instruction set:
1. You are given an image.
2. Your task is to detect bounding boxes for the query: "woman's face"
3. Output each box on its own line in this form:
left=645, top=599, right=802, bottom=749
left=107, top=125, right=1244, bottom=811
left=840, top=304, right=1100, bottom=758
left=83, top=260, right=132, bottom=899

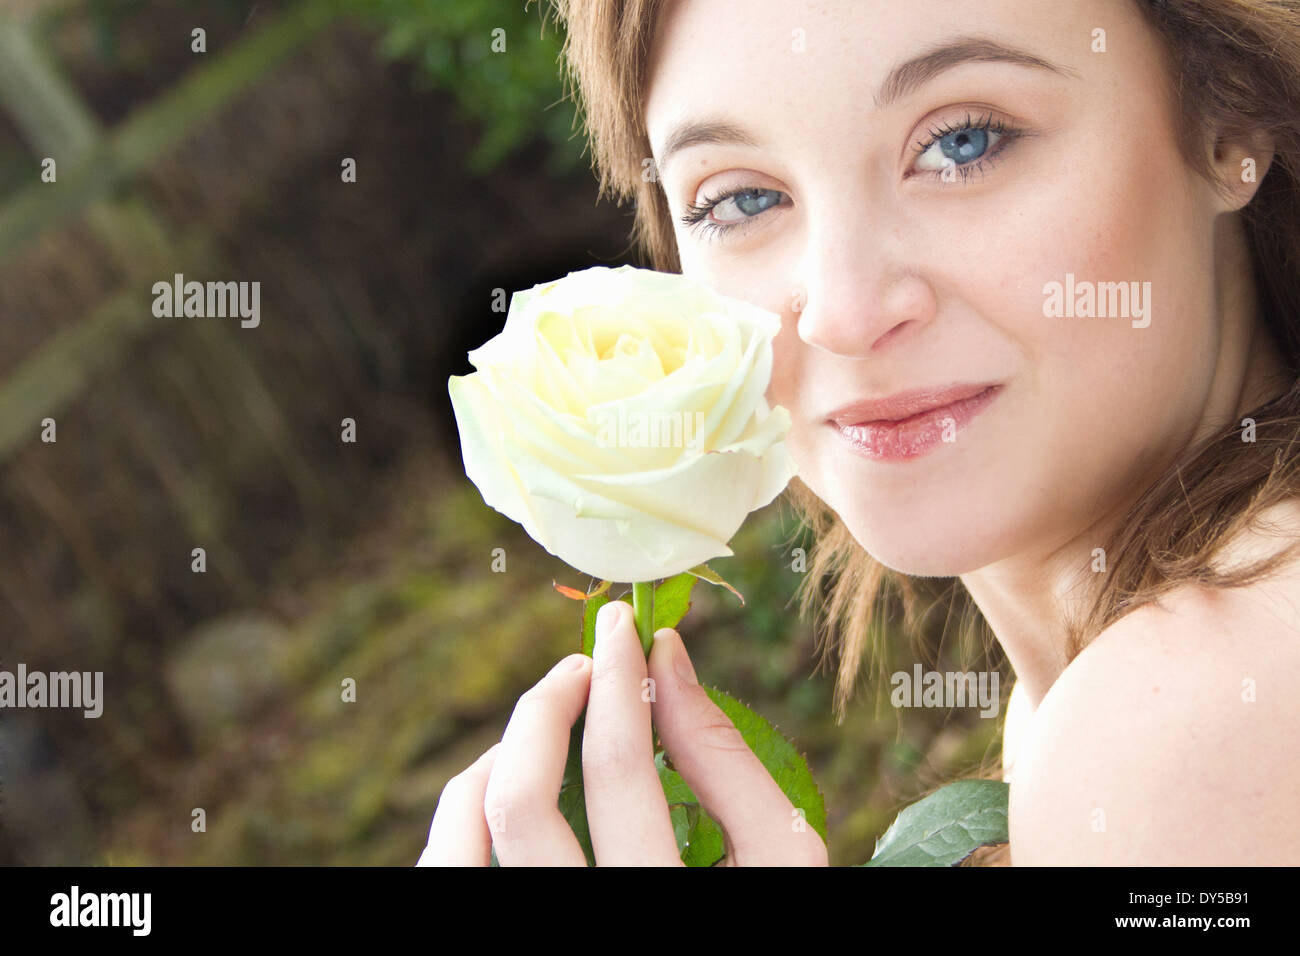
left=645, top=0, right=1254, bottom=576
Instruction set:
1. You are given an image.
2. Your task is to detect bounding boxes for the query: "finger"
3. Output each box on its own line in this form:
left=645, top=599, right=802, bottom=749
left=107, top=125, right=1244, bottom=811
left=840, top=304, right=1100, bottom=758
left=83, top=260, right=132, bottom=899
left=583, top=601, right=682, bottom=866
left=418, top=743, right=502, bottom=866
left=649, top=628, right=828, bottom=866
left=485, top=654, right=591, bottom=866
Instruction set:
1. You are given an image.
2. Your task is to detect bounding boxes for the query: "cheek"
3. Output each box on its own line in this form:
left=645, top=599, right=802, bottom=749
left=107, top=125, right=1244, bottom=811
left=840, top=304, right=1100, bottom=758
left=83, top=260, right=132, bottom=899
left=955, top=128, right=1216, bottom=438
left=936, top=145, right=1218, bottom=557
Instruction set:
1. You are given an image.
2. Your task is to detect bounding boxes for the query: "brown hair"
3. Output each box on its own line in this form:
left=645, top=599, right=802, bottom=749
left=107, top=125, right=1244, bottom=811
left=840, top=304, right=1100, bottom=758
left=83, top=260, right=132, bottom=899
left=547, top=0, right=1300, bottom=862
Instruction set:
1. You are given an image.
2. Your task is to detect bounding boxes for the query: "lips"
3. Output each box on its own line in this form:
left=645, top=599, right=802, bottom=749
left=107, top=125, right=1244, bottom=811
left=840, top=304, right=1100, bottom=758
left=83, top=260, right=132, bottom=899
left=826, top=382, right=1000, bottom=427
left=827, top=383, right=1003, bottom=463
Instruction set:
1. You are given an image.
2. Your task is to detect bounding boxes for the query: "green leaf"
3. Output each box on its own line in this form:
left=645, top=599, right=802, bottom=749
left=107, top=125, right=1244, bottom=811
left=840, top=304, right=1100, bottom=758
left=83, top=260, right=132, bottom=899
left=685, top=563, right=745, bottom=606
left=861, top=779, right=1009, bottom=867
left=656, top=685, right=827, bottom=865
left=668, top=802, right=693, bottom=851
left=358, top=0, right=581, bottom=177
left=652, top=572, right=696, bottom=632
left=581, top=577, right=691, bottom=659
left=683, top=805, right=726, bottom=867
left=556, top=713, right=597, bottom=867
left=655, top=750, right=725, bottom=866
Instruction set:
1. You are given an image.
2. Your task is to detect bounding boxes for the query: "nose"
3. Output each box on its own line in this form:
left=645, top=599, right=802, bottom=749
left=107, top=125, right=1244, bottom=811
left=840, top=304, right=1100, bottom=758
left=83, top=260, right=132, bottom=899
left=793, top=219, right=937, bottom=358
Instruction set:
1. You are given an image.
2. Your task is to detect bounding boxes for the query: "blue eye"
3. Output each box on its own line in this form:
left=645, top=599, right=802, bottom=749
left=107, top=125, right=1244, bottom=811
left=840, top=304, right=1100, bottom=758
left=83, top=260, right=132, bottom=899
left=680, top=187, right=786, bottom=242
left=679, top=109, right=1022, bottom=242
left=931, top=127, right=989, bottom=164
left=911, top=110, right=1019, bottom=182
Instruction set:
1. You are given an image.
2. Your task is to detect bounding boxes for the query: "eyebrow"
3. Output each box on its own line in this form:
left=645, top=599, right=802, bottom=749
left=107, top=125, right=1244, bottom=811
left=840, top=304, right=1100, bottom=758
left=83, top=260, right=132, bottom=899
left=655, top=35, right=1076, bottom=172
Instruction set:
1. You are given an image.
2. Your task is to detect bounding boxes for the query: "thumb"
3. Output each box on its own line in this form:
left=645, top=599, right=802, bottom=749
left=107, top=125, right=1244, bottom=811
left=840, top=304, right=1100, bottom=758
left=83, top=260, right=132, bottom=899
left=647, top=628, right=822, bottom=864
left=648, top=626, right=750, bottom=772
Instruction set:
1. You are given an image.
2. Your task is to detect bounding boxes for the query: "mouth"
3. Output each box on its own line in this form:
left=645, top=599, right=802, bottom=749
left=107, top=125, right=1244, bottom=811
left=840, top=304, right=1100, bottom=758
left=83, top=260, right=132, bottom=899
left=828, top=383, right=1003, bottom=463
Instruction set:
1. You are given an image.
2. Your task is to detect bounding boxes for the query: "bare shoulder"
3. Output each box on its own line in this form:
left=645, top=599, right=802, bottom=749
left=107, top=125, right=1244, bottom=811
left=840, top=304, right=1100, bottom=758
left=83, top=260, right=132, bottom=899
left=1009, top=500, right=1300, bottom=864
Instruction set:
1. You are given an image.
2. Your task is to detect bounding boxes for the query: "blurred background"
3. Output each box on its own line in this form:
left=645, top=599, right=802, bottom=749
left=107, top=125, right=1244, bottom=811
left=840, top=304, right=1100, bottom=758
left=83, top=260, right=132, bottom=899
left=0, top=0, right=1006, bottom=866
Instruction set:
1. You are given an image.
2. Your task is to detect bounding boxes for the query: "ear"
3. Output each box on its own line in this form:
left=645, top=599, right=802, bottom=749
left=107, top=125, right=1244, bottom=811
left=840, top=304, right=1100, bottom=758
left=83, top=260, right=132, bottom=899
left=1206, top=125, right=1275, bottom=213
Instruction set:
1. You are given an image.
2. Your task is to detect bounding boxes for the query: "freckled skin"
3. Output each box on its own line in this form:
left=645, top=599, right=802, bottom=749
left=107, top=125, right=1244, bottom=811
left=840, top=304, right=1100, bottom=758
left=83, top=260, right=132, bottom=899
left=644, top=0, right=1287, bottom=704
left=645, top=0, right=1300, bottom=863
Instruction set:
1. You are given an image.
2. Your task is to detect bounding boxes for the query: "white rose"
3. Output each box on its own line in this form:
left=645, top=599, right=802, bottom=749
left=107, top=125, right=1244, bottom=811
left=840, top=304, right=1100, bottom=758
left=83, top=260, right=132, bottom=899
left=447, top=264, right=798, bottom=583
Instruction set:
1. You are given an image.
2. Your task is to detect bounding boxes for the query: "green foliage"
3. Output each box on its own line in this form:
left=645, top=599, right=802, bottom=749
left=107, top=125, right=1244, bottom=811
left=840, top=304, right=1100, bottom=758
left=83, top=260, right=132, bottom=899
left=580, top=590, right=613, bottom=658
left=652, top=572, right=696, bottom=632
left=577, top=571, right=697, bottom=658
left=659, top=685, right=828, bottom=866
left=354, top=0, right=584, bottom=176
left=862, top=779, right=1009, bottom=867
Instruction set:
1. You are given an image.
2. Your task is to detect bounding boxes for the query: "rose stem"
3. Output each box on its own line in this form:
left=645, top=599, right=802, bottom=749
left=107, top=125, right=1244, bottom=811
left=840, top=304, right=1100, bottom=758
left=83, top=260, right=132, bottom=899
left=631, top=580, right=659, bottom=752
left=631, top=581, right=655, bottom=658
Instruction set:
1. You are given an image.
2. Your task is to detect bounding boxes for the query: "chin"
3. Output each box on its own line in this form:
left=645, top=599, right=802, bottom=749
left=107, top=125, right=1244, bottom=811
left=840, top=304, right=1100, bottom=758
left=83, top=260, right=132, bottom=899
left=854, top=535, right=979, bottom=578
left=831, top=497, right=1006, bottom=578
left=797, top=430, right=1021, bottom=576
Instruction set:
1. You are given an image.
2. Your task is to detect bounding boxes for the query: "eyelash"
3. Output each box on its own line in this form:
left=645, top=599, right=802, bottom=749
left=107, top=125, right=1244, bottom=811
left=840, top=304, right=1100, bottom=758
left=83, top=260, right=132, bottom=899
left=679, top=110, right=1023, bottom=243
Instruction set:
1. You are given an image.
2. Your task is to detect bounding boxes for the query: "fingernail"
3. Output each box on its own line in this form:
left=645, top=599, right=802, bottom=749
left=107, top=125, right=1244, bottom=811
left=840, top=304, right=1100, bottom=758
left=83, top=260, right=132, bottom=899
left=596, top=601, right=623, bottom=641
left=671, top=632, right=698, bottom=685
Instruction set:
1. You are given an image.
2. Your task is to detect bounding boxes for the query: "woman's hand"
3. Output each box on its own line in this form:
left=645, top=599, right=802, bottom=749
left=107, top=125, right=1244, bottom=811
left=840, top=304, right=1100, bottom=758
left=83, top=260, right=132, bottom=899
left=417, top=599, right=829, bottom=866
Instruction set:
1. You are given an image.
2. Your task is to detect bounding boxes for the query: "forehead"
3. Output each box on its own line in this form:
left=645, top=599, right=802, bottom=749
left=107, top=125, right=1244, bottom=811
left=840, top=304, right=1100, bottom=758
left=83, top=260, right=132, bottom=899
left=644, top=0, right=1151, bottom=157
